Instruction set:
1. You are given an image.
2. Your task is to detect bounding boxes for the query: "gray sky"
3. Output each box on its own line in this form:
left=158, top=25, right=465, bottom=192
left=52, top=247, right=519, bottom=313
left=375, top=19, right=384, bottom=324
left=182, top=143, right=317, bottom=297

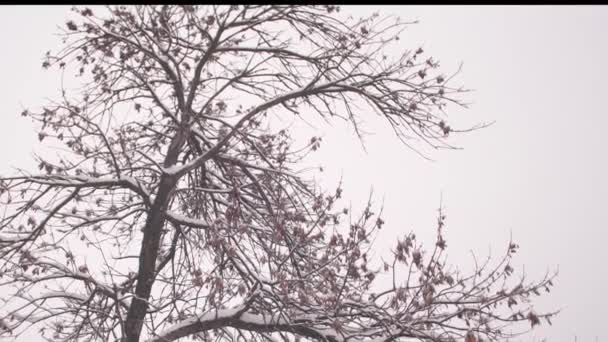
left=1, top=5, right=607, bottom=342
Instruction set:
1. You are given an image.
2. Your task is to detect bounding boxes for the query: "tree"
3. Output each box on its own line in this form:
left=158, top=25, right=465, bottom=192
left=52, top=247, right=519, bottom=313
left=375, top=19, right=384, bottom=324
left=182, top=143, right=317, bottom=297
left=0, top=5, right=556, bottom=342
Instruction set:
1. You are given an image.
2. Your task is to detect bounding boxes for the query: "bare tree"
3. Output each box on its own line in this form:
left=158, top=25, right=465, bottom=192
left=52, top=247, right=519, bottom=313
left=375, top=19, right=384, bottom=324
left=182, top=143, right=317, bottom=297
left=0, top=5, right=556, bottom=342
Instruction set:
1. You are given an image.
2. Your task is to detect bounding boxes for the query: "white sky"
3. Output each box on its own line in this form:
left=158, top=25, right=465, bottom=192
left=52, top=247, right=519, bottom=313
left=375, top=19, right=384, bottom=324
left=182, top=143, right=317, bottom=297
left=1, top=5, right=607, bottom=342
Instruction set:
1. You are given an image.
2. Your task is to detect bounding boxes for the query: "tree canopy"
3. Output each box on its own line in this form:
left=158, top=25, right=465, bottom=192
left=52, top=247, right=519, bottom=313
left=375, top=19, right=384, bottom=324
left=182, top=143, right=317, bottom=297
left=0, top=5, right=555, bottom=342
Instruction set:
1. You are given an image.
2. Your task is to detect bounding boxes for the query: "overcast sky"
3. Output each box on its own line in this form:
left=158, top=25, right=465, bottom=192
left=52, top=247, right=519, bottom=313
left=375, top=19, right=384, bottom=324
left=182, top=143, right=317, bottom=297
left=1, top=5, right=606, bottom=342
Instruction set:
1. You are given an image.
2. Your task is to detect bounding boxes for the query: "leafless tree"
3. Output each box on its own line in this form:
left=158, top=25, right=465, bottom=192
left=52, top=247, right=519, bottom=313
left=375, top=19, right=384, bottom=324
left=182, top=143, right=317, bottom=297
left=0, top=5, right=556, bottom=342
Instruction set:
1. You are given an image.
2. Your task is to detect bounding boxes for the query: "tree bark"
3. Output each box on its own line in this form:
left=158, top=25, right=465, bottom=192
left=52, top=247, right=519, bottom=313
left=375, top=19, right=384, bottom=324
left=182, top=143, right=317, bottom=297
left=123, top=175, right=176, bottom=342
left=124, top=131, right=185, bottom=342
